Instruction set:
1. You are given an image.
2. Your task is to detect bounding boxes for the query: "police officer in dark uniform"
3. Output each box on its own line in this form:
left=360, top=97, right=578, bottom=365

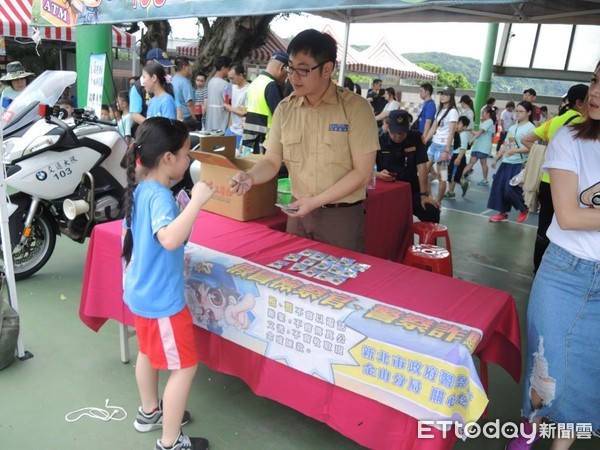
left=376, top=109, right=440, bottom=223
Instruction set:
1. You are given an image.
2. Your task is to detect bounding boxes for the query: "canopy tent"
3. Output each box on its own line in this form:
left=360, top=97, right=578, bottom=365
left=1, top=0, right=134, bottom=48
left=364, top=37, right=437, bottom=80
left=30, top=1, right=600, bottom=26
left=176, top=29, right=289, bottom=63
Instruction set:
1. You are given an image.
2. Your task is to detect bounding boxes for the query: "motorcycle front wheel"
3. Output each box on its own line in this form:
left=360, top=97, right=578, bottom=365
left=0, top=213, right=56, bottom=280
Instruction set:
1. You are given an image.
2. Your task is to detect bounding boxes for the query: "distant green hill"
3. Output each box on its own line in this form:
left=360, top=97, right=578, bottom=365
left=404, top=52, right=578, bottom=97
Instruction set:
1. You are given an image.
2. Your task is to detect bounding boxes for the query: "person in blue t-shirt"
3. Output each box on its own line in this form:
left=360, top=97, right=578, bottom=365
left=415, top=82, right=437, bottom=138
left=171, top=56, right=199, bottom=130
left=141, top=61, right=178, bottom=120
left=122, top=117, right=214, bottom=450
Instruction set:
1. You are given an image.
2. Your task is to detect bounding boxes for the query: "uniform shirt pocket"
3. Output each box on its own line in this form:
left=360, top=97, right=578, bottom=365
left=282, top=132, right=303, bottom=163
left=323, top=130, right=350, bottom=165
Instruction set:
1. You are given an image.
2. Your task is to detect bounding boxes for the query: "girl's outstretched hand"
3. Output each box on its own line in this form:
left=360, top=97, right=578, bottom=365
left=191, top=180, right=215, bottom=207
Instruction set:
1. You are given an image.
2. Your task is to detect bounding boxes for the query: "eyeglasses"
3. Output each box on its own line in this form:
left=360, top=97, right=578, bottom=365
left=284, top=62, right=326, bottom=77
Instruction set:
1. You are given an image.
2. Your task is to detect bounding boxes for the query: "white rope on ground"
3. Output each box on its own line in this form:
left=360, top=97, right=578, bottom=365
left=64, top=398, right=127, bottom=422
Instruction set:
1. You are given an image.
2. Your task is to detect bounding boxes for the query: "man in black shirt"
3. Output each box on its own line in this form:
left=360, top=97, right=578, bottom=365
left=376, top=109, right=440, bottom=223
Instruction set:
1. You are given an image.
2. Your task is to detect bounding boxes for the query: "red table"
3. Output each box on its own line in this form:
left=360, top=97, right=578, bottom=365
left=255, top=180, right=413, bottom=262
left=80, top=212, right=521, bottom=450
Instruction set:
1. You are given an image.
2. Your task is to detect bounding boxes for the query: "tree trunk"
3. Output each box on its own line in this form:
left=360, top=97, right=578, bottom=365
left=194, top=15, right=276, bottom=75
left=140, top=20, right=171, bottom=65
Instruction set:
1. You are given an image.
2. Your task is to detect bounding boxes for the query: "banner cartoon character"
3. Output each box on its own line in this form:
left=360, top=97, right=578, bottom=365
left=185, top=260, right=257, bottom=335
left=65, top=0, right=103, bottom=24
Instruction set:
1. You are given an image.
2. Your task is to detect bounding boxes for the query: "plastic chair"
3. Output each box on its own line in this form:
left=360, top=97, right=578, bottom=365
left=403, top=244, right=453, bottom=277
left=411, top=222, right=451, bottom=254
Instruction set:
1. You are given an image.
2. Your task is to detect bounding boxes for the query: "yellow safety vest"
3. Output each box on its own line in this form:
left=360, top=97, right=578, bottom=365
left=244, top=73, right=274, bottom=136
left=537, top=110, right=582, bottom=183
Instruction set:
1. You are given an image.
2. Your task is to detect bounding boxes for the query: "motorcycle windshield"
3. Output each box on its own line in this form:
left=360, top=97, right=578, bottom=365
left=0, top=70, right=77, bottom=132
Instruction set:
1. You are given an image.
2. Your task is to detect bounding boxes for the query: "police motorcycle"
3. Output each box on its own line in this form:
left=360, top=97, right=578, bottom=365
left=0, top=70, right=129, bottom=280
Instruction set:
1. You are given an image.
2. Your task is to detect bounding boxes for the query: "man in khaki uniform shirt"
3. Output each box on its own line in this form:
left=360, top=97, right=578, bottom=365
left=231, top=29, right=379, bottom=252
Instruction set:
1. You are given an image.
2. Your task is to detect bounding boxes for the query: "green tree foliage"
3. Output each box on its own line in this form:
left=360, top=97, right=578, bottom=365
left=405, top=52, right=579, bottom=96
left=416, top=63, right=472, bottom=89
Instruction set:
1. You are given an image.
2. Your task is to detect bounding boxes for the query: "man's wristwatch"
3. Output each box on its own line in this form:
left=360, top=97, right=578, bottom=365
left=420, top=192, right=430, bottom=197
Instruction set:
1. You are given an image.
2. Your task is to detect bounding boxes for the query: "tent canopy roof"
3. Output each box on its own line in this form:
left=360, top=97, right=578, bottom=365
left=29, top=1, right=600, bottom=27
left=315, top=0, right=600, bottom=25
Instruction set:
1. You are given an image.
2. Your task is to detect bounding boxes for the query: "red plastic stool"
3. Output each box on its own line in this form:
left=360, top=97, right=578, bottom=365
left=403, top=244, right=453, bottom=276
left=411, top=222, right=451, bottom=254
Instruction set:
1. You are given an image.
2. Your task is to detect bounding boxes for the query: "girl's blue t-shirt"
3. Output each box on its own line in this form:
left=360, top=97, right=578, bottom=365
left=502, top=121, right=536, bottom=164
left=123, top=180, right=185, bottom=318
left=146, top=93, right=177, bottom=119
left=471, top=118, right=494, bottom=154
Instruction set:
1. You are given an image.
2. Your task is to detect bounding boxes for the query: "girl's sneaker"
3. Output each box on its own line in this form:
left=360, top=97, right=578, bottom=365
left=460, top=180, right=470, bottom=197
left=489, top=213, right=509, bottom=223
left=477, top=179, right=489, bottom=186
left=155, top=431, right=209, bottom=450
left=443, top=191, right=456, bottom=199
left=517, top=209, right=529, bottom=223
left=135, top=399, right=191, bottom=432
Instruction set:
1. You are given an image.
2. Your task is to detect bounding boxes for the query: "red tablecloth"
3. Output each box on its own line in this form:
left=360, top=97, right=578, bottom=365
left=80, top=213, right=521, bottom=450
left=254, top=180, right=413, bottom=262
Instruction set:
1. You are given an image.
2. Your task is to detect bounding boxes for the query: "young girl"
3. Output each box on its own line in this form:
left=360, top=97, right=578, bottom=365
left=506, top=59, right=600, bottom=450
left=444, top=115, right=471, bottom=198
left=425, top=86, right=459, bottom=204
left=458, top=94, right=475, bottom=133
left=463, top=105, right=496, bottom=186
left=122, top=117, right=214, bottom=450
left=116, top=90, right=132, bottom=146
left=487, top=101, right=536, bottom=223
left=141, top=61, right=178, bottom=120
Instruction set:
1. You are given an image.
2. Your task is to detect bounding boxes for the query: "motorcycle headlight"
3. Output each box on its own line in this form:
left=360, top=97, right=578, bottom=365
left=23, top=135, right=60, bottom=156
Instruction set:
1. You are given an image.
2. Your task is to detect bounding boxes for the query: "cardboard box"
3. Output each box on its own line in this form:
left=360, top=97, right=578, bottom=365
left=190, top=136, right=278, bottom=221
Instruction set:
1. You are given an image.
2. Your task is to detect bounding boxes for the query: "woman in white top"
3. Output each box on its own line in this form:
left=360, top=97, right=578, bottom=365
left=506, top=59, right=600, bottom=450
left=424, top=86, right=459, bottom=204
left=375, top=87, right=402, bottom=126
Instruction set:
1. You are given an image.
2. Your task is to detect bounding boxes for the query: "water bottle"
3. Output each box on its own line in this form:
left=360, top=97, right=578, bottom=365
left=440, top=160, right=449, bottom=182
left=367, top=164, right=377, bottom=190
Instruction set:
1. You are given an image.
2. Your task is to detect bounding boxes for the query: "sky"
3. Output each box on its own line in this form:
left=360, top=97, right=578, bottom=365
left=270, top=14, right=490, bottom=60
left=169, top=14, right=491, bottom=61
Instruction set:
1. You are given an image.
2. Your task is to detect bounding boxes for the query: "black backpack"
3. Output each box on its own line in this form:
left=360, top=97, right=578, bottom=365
left=453, top=130, right=461, bottom=150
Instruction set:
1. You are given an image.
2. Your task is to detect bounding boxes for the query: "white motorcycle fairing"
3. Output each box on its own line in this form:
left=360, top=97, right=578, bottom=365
left=7, top=147, right=102, bottom=199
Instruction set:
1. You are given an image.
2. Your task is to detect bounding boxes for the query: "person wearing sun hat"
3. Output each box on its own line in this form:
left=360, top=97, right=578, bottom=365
left=0, top=61, right=35, bottom=110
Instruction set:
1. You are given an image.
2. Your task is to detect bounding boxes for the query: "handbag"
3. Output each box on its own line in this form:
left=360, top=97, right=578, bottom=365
left=509, top=164, right=526, bottom=187
left=0, top=273, right=20, bottom=370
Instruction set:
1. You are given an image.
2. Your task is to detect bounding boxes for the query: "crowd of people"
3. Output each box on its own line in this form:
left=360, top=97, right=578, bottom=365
left=2, top=32, right=598, bottom=450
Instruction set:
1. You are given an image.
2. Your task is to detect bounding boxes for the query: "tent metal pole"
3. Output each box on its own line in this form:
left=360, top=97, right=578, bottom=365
left=0, top=132, right=28, bottom=360
left=337, top=20, right=351, bottom=85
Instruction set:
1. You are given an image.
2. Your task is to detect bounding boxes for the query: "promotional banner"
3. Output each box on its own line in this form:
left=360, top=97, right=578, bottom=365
left=183, top=244, right=488, bottom=425
left=31, top=0, right=516, bottom=27
left=87, top=53, right=106, bottom=118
